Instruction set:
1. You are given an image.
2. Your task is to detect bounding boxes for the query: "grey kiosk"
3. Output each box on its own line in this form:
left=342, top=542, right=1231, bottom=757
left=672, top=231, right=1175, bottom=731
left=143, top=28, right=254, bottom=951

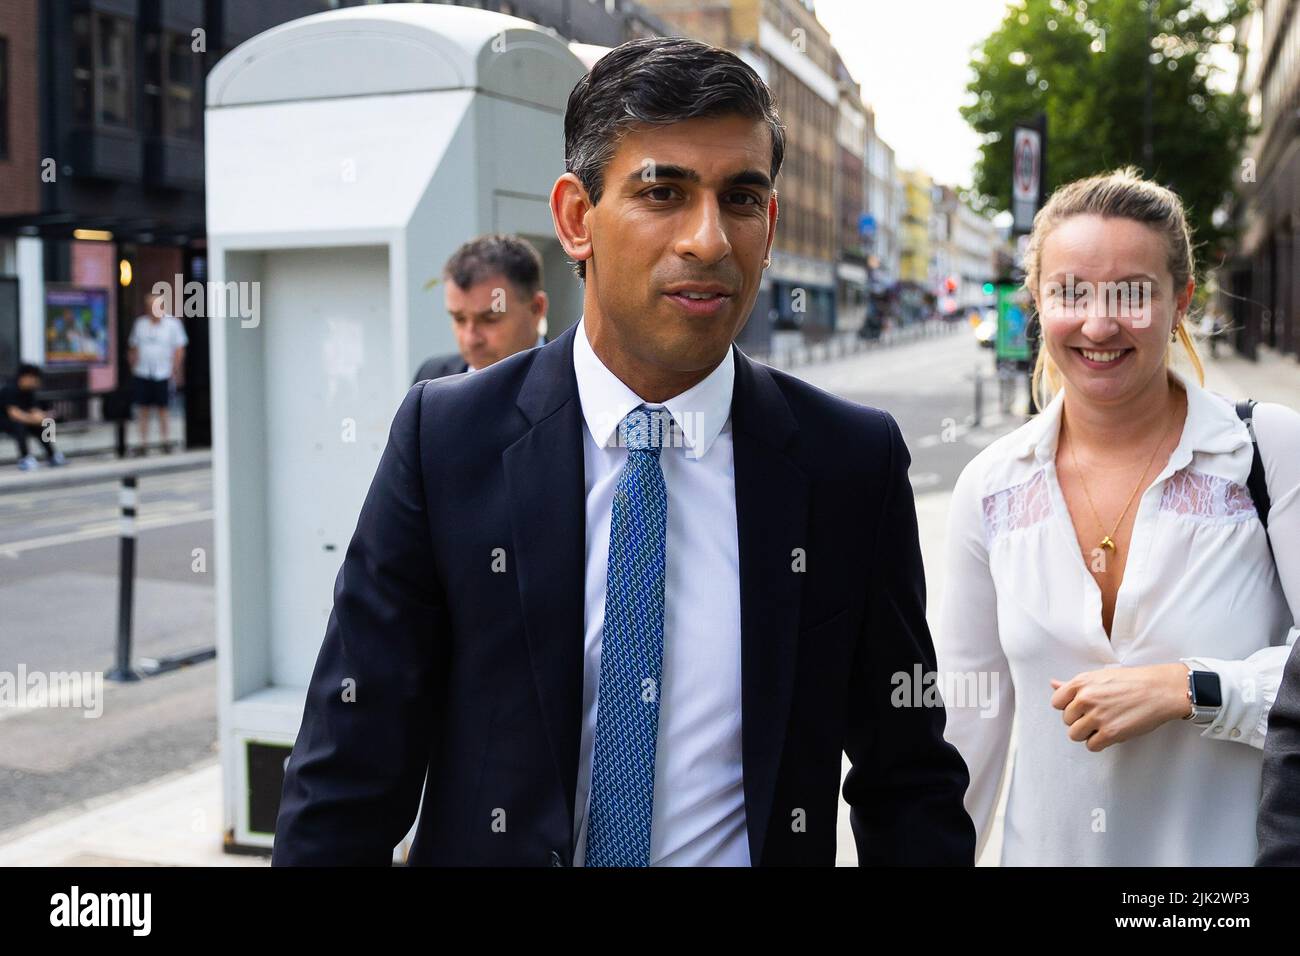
left=205, top=4, right=587, bottom=855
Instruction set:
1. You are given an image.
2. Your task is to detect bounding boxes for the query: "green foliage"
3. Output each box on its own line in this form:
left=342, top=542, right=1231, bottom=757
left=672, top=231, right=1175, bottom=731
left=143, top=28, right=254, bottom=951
left=963, top=0, right=1253, bottom=266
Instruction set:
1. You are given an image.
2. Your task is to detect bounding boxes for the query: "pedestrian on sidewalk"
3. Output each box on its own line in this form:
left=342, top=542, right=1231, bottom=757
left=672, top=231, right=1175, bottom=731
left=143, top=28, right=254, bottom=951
left=1, top=363, right=67, bottom=471
left=128, top=291, right=188, bottom=456
left=935, top=167, right=1300, bottom=866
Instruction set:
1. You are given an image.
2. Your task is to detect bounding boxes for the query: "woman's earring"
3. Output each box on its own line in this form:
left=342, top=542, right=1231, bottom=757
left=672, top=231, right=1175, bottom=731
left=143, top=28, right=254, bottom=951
left=1171, top=323, right=1180, bottom=342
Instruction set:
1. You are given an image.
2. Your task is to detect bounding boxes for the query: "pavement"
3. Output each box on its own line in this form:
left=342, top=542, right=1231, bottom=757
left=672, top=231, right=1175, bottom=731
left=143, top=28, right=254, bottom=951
left=0, top=403, right=188, bottom=467
left=0, top=759, right=260, bottom=866
left=1, top=337, right=1294, bottom=867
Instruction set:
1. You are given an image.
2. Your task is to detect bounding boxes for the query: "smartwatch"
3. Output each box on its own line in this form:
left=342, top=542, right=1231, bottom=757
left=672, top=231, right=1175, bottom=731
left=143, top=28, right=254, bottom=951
left=1183, top=669, right=1222, bottom=725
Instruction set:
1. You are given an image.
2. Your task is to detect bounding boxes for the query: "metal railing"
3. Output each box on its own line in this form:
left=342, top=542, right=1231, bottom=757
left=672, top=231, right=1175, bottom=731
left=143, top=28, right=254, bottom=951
left=756, top=317, right=961, bottom=370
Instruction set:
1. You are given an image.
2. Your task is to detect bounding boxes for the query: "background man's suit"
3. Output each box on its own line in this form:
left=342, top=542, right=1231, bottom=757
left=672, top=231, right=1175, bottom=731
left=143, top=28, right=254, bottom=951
left=411, top=352, right=468, bottom=384
left=273, top=322, right=976, bottom=866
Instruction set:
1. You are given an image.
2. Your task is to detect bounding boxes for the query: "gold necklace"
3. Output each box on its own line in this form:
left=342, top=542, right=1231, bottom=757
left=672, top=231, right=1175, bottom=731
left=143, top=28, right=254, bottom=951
left=1064, top=407, right=1176, bottom=556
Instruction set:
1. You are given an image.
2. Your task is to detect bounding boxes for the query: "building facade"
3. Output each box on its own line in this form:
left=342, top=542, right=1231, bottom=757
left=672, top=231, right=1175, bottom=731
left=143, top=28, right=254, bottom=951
left=899, top=168, right=932, bottom=286
left=864, top=109, right=900, bottom=287
left=834, top=51, right=868, bottom=333
left=1221, top=0, right=1298, bottom=363
left=932, top=186, right=999, bottom=316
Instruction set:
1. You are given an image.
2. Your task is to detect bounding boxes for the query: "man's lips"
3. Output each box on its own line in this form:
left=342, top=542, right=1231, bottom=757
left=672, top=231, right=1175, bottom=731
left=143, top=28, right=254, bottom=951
left=663, top=291, right=731, bottom=314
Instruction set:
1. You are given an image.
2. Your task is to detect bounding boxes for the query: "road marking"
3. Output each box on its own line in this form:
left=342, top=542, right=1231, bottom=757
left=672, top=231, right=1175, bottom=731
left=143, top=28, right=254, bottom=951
left=0, top=471, right=210, bottom=509
left=0, top=510, right=214, bottom=554
left=11, top=502, right=203, bottom=532
left=910, top=472, right=942, bottom=490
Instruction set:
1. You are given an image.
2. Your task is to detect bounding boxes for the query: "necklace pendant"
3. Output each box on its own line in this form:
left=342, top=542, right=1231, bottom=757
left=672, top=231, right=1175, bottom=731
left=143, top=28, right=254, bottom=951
left=1099, top=535, right=1116, bottom=552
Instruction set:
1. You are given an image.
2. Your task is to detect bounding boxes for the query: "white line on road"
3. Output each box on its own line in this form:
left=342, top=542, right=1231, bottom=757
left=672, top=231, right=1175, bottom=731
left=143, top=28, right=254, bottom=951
left=0, top=510, right=214, bottom=554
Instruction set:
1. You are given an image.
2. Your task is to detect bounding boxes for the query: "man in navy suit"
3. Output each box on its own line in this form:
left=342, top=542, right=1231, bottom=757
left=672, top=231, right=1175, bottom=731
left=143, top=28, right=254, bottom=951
left=411, top=234, right=549, bottom=384
left=273, top=36, right=975, bottom=867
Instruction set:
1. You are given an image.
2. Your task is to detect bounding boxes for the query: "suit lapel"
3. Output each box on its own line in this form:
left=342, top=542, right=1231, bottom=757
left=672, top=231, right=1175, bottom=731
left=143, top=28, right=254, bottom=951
left=502, top=326, right=587, bottom=831
left=501, top=332, right=809, bottom=864
left=731, top=346, right=809, bottom=866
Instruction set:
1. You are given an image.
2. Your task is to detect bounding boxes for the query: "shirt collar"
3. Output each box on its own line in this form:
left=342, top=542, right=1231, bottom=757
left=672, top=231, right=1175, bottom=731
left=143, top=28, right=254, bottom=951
left=573, top=315, right=734, bottom=461
left=1016, top=364, right=1251, bottom=471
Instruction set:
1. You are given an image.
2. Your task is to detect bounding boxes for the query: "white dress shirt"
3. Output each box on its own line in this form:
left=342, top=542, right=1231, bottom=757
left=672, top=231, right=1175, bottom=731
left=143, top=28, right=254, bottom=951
left=570, top=317, right=750, bottom=866
left=936, top=364, right=1300, bottom=865
left=128, top=314, right=188, bottom=380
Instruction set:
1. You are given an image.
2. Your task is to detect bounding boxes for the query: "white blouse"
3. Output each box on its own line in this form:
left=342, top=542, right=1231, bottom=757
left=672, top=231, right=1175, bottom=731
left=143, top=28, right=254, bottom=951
left=936, top=365, right=1300, bottom=865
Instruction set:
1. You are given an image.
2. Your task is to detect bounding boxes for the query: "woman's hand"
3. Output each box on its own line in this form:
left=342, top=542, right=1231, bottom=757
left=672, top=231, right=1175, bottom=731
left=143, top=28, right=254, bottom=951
left=1049, top=663, right=1192, bottom=751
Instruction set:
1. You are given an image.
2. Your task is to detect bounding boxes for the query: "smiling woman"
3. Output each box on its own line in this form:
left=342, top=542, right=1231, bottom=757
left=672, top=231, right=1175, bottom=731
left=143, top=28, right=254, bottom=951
left=935, top=167, right=1300, bottom=866
left=1025, top=166, right=1204, bottom=412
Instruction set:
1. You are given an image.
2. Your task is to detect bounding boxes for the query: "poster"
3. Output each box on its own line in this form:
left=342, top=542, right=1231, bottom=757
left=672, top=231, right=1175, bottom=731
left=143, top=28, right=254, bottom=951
left=995, top=283, right=1031, bottom=362
left=44, top=286, right=110, bottom=365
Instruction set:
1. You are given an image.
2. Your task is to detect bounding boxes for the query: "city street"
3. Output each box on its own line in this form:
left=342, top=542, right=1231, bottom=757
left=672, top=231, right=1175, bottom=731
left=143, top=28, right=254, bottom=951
left=793, top=323, right=1022, bottom=494
left=1, top=317, right=1295, bottom=867
left=0, top=468, right=217, bottom=833
left=0, top=326, right=1018, bottom=844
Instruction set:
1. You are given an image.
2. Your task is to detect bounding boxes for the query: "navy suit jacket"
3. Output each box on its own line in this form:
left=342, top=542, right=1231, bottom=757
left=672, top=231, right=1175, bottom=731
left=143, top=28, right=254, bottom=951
left=273, top=323, right=976, bottom=866
left=411, top=351, right=468, bottom=385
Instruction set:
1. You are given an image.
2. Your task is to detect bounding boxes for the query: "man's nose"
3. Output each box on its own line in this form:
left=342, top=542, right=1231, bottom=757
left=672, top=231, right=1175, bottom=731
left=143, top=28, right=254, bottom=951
left=675, top=196, right=731, bottom=264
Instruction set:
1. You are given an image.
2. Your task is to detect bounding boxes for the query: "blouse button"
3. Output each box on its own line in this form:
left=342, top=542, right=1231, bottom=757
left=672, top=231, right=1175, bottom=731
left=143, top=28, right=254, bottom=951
left=1212, top=725, right=1224, bottom=734
left=1230, top=728, right=1241, bottom=738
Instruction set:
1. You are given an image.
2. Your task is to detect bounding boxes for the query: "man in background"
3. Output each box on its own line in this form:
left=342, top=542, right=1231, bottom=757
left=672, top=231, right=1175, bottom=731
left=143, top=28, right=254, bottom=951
left=1, top=364, right=66, bottom=471
left=128, top=291, right=188, bottom=455
left=412, top=234, right=548, bottom=383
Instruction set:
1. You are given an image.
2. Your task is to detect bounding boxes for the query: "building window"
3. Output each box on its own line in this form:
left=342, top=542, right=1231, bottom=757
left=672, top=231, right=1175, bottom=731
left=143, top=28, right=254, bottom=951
left=143, top=32, right=199, bottom=138
left=143, top=33, right=162, bottom=133
left=165, top=34, right=197, bottom=137
left=72, top=13, right=135, bottom=128
left=0, top=37, right=8, bottom=160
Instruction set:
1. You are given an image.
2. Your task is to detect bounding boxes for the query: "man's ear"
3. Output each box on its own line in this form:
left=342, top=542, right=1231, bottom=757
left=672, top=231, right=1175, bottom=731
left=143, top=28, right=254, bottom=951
left=550, top=173, right=595, bottom=274
left=763, top=190, right=779, bottom=264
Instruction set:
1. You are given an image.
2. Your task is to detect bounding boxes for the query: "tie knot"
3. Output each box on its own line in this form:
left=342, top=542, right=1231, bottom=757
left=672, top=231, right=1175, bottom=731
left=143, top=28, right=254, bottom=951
left=618, top=406, right=672, bottom=453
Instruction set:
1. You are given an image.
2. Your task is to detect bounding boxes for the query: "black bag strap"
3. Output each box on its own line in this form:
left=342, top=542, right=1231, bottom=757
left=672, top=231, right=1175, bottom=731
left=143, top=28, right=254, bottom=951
left=1235, top=398, right=1271, bottom=529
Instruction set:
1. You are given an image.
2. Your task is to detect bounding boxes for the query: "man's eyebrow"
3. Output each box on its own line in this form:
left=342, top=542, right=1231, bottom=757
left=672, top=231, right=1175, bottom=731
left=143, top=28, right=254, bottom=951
left=725, top=169, right=773, bottom=190
left=625, top=164, right=772, bottom=191
left=626, top=164, right=698, bottom=186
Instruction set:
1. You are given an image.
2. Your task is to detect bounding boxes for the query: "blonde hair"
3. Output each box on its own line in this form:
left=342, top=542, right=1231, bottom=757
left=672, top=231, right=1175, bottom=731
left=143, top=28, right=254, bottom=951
left=1024, top=166, right=1204, bottom=410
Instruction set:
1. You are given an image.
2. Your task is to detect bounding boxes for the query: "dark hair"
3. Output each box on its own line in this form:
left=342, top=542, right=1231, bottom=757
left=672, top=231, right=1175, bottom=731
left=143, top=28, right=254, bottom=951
left=564, top=36, right=786, bottom=282
left=443, top=234, right=543, bottom=299
left=16, top=362, right=41, bottom=380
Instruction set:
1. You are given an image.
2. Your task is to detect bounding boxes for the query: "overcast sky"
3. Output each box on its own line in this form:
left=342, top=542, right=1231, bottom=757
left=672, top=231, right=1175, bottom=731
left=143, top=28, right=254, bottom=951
left=814, top=0, right=1013, bottom=189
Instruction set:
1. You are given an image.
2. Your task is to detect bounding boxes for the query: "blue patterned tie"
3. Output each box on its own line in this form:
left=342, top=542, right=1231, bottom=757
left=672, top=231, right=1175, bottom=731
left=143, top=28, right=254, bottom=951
left=585, top=405, right=670, bottom=867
